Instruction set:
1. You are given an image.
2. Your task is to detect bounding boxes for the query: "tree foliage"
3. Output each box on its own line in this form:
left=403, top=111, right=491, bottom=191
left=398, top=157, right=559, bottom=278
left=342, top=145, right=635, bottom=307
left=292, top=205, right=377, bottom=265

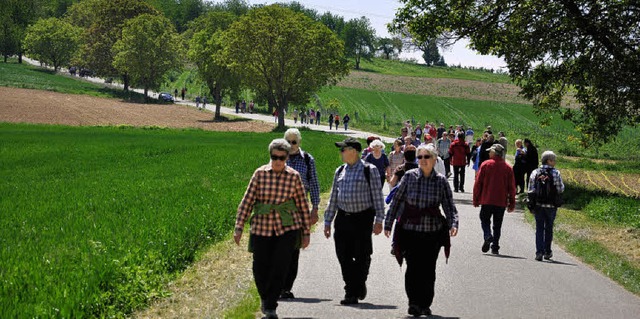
left=23, top=17, right=82, bottom=71
left=319, top=12, right=345, bottom=35
left=0, top=0, right=47, bottom=63
left=187, top=11, right=241, bottom=119
left=393, top=0, right=640, bottom=145
left=222, top=5, right=349, bottom=128
left=343, top=16, right=377, bottom=70
left=147, top=0, right=205, bottom=32
left=112, top=14, right=182, bottom=101
left=76, top=0, right=158, bottom=90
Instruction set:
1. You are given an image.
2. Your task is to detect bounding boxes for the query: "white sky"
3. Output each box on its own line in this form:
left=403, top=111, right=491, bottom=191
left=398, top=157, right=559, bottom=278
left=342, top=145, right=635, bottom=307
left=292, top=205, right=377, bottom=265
left=228, top=0, right=507, bottom=70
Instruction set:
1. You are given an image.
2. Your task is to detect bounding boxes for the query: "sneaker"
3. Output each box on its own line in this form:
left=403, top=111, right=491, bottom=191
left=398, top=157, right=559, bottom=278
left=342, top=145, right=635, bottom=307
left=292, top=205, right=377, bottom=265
left=544, top=252, right=553, bottom=260
left=535, top=253, right=543, bottom=261
left=408, top=305, right=421, bottom=317
left=279, top=291, right=294, bottom=299
left=491, top=248, right=499, bottom=255
left=262, top=309, right=278, bottom=319
left=482, top=237, right=492, bottom=253
left=340, top=297, right=358, bottom=305
left=358, top=284, right=367, bottom=300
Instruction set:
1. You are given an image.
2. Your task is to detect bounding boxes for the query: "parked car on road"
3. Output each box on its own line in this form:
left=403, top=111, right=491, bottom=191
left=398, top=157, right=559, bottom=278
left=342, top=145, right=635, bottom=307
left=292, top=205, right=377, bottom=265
left=158, top=92, right=174, bottom=103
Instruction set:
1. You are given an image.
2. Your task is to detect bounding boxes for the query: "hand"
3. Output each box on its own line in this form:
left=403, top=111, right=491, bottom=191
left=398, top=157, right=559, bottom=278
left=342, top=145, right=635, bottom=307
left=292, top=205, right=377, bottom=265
left=384, top=230, right=391, bottom=238
left=301, top=235, right=310, bottom=249
left=310, top=208, right=319, bottom=225
left=450, top=227, right=458, bottom=237
left=233, top=231, right=242, bottom=245
left=373, top=222, right=383, bottom=235
left=324, top=225, right=331, bottom=238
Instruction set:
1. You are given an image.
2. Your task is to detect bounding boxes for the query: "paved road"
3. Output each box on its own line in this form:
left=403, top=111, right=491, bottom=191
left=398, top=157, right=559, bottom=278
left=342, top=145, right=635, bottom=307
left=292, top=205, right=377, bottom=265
left=191, top=101, right=640, bottom=319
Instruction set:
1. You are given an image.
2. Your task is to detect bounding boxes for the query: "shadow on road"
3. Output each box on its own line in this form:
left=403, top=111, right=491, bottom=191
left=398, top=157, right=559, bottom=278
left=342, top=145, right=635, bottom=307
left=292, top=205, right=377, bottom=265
left=483, top=253, right=527, bottom=260
left=279, top=297, right=332, bottom=304
left=544, top=259, right=578, bottom=267
left=340, top=302, right=398, bottom=310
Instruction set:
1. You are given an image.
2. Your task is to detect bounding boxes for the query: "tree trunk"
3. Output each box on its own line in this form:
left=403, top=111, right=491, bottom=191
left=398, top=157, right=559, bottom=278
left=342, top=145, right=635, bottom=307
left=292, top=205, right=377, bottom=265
left=4, top=55, right=7, bottom=63
left=144, top=87, right=148, bottom=103
left=212, top=83, right=222, bottom=120
left=355, top=55, right=360, bottom=70
left=278, top=103, right=286, bottom=128
left=18, top=53, right=22, bottom=64
left=123, top=74, right=129, bottom=91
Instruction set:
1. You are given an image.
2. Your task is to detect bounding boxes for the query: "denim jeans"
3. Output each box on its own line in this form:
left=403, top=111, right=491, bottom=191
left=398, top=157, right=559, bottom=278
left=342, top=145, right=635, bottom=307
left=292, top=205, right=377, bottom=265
left=534, top=207, right=557, bottom=254
left=479, top=205, right=506, bottom=250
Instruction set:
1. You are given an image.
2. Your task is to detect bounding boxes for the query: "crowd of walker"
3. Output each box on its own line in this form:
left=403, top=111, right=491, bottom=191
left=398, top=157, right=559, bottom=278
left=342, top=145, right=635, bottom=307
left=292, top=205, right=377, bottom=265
left=234, top=122, right=565, bottom=319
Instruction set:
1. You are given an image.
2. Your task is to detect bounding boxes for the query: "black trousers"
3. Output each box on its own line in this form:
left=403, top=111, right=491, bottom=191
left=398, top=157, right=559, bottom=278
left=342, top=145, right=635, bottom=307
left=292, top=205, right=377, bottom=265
left=453, top=165, right=465, bottom=190
left=333, top=209, right=375, bottom=298
left=282, top=248, right=300, bottom=292
left=443, top=157, right=451, bottom=175
left=251, top=230, right=297, bottom=311
left=513, top=165, right=526, bottom=193
left=402, top=229, right=441, bottom=308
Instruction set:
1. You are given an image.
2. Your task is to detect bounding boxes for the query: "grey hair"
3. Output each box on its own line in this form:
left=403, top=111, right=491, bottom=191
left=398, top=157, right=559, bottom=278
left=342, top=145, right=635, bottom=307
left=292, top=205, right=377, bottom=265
left=269, top=138, right=291, bottom=154
left=541, top=151, right=557, bottom=165
left=369, top=139, right=385, bottom=149
left=418, top=144, right=438, bottom=158
left=284, top=128, right=302, bottom=142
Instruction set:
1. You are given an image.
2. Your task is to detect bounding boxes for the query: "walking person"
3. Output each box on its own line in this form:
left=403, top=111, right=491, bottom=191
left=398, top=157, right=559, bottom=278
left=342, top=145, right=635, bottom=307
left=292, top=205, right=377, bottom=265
left=473, top=144, right=516, bottom=255
left=234, top=139, right=311, bottom=319
left=449, top=132, right=470, bottom=192
left=316, top=110, right=321, bottom=126
left=174, top=88, right=178, bottom=99
left=281, top=129, right=320, bottom=299
left=181, top=88, right=185, bottom=100
left=324, top=137, right=385, bottom=305
left=334, top=114, right=340, bottom=129
left=329, top=113, right=334, bottom=130
left=528, top=151, right=565, bottom=261
left=385, top=144, right=459, bottom=317
left=343, top=113, right=350, bottom=131
left=437, top=132, right=452, bottom=178
left=513, top=139, right=528, bottom=194
left=524, top=139, right=539, bottom=189
left=293, top=109, right=299, bottom=124
left=364, top=139, right=390, bottom=188
left=195, top=95, right=201, bottom=109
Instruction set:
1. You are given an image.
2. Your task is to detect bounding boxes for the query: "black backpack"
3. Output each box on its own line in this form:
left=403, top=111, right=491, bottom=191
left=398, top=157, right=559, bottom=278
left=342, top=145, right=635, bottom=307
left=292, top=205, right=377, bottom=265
left=532, top=168, right=562, bottom=207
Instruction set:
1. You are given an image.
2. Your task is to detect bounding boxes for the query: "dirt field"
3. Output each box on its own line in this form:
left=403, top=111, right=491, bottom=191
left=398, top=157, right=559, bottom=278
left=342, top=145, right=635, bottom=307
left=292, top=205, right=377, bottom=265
left=0, top=87, right=273, bottom=132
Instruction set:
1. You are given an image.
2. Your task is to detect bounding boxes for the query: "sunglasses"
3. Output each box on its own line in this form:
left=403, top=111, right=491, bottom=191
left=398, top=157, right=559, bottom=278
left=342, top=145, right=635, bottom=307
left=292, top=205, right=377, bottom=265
left=270, top=154, right=287, bottom=161
left=287, top=140, right=298, bottom=145
left=416, top=155, right=432, bottom=160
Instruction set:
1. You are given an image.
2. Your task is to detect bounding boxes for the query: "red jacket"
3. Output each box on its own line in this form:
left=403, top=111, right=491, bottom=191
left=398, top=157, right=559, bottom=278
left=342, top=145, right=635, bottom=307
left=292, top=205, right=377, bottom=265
left=449, top=139, right=470, bottom=166
left=473, top=157, right=516, bottom=210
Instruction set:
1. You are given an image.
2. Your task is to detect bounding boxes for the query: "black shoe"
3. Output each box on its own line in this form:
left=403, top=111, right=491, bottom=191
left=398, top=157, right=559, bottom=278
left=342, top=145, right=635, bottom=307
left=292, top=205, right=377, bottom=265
left=340, top=297, right=358, bottom=305
left=491, top=248, right=499, bottom=255
left=454, top=189, right=459, bottom=192
left=408, top=305, right=421, bottom=317
left=262, top=309, right=278, bottom=319
left=422, top=307, right=432, bottom=316
left=358, top=284, right=367, bottom=300
left=460, top=188, right=464, bottom=193
left=544, top=252, right=553, bottom=260
left=482, top=237, right=492, bottom=253
left=279, top=291, right=294, bottom=299
left=535, top=253, right=543, bottom=261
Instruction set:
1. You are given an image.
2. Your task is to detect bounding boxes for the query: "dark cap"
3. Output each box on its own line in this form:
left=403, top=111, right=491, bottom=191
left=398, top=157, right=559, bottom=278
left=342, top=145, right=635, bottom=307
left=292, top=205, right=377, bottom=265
left=335, top=137, right=362, bottom=152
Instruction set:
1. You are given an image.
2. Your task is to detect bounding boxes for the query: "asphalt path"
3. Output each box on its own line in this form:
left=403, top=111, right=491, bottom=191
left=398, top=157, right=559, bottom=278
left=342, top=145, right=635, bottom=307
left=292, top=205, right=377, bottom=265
left=188, top=104, right=640, bottom=319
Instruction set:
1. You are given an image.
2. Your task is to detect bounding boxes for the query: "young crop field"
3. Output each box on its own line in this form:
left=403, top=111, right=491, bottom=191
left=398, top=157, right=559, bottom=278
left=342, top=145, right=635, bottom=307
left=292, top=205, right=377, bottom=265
left=0, top=123, right=343, bottom=318
left=314, top=86, right=640, bottom=161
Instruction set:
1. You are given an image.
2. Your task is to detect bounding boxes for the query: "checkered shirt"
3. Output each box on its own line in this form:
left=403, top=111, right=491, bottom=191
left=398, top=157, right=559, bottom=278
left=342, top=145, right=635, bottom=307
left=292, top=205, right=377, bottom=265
left=286, top=149, right=320, bottom=210
left=235, top=165, right=310, bottom=236
left=324, top=160, right=385, bottom=225
left=385, top=168, right=459, bottom=232
left=528, top=165, right=565, bottom=208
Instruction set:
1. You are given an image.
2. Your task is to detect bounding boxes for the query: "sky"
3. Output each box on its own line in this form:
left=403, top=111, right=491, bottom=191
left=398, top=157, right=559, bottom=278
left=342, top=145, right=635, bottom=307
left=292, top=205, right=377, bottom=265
left=215, top=0, right=507, bottom=70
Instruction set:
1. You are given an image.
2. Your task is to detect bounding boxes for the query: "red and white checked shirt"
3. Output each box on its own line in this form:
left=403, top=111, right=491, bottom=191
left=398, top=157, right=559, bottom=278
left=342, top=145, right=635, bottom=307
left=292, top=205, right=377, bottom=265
left=235, top=165, right=311, bottom=236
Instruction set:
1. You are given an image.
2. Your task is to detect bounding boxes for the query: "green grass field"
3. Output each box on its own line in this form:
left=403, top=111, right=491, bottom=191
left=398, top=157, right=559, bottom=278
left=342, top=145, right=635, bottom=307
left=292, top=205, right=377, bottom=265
left=0, top=59, right=155, bottom=103
left=0, top=123, right=343, bottom=318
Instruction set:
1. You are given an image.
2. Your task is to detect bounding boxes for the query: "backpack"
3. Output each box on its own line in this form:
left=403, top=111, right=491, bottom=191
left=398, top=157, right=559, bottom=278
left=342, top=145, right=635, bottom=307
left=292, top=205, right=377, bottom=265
left=337, top=163, right=371, bottom=185
left=532, top=168, right=562, bottom=207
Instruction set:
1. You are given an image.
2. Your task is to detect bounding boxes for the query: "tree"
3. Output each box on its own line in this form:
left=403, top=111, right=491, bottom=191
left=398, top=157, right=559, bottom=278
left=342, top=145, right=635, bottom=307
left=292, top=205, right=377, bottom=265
left=76, top=0, right=158, bottom=91
left=188, top=11, right=241, bottom=119
left=0, top=11, right=21, bottom=63
left=1, top=0, right=47, bottom=63
left=377, top=37, right=396, bottom=59
left=420, top=38, right=442, bottom=66
left=112, top=14, right=182, bottom=101
left=343, top=16, right=377, bottom=70
left=393, top=0, right=640, bottom=145
left=319, top=12, right=345, bottom=35
left=222, top=5, right=350, bottom=128
left=23, top=17, right=82, bottom=71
